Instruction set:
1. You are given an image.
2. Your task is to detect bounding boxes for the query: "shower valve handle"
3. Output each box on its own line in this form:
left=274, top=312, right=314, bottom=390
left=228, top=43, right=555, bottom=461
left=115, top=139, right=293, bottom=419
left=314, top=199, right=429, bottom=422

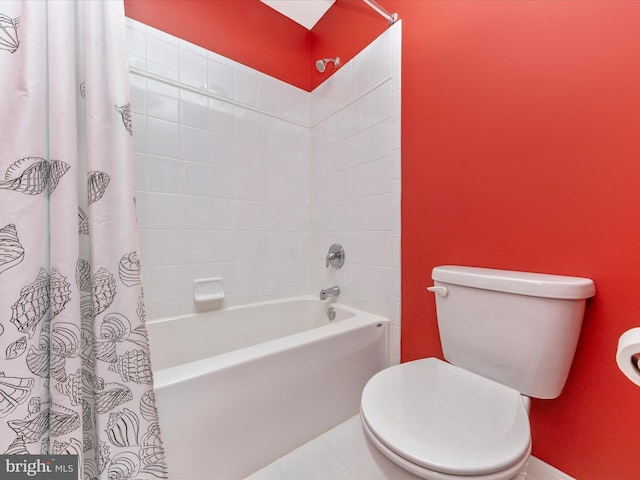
left=326, top=243, right=345, bottom=268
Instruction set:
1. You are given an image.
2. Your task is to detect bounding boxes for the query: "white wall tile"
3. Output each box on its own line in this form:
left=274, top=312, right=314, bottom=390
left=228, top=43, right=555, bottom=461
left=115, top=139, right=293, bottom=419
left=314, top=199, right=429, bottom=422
left=180, top=161, right=215, bottom=197
left=142, top=265, right=192, bottom=304
left=135, top=192, right=169, bottom=230
left=128, top=18, right=401, bottom=329
left=293, top=124, right=311, bottom=154
left=234, top=67, right=257, bottom=107
left=234, top=171, right=277, bottom=203
left=235, top=260, right=268, bottom=293
left=208, top=197, right=237, bottom=229
left=130, top=74, right=147, bottom=115
left=127, top=28, right=146, bottom=71
left=147, top=79, right=179, bottom=122
left=393, top=60, right=401, bottom=92
left=133, top=152, right=149, bottom=192
left=310, top=203, right=353, bottom=234
left=351, top=46, right=371, bottom=98
left=392, top=118, right=401, bottom=151
left=146, top=36, right=179, bottom=81
left=145, top=117, right=180, bottom=159
left=163, top=195, right=212, bottom=230
left=257, top=74, right=278, bottom=115
left=141, top=154, right=182, bottom=194
left=137, top=229, right=170, bottom=267
left=308, top=24, right=402, bottom=323
left=318, top=142, right=350, bottom=177
left=334, top=108, right=354, bottom=141
left=234, top=108, right=259, bottom=142
left=392, top=149, right=401, bottom=180
left=351, top=94, right=371, bottom=133
left=278, top=83, right=297, bottom=121
left=351, top=265, right=393, bottom=303
left=180, top=90, right=208, bottom=129
left=392, top=175, right=401, bottom=206
left=131, top=113, right=148, bottom=153
left=209, top=132, right=238, bottom=168
left=277, top=175, right=310, bottom=206
left=234, top=138, right=266, bottom=172
left=179, top=48, right=208, bottom=91
left=275, top=150, right=310, bottom=179
left=334, top=62, right=352, bottom=107
left=254, top=113, right=273, bottom=146
left=209, top=99, right=234, bottom=136
left=371, top=29, right=393, bottom=85
left=234, top=231, right=274, bottom=261
left=370, top=120, right=392, bottom=160
left=180, top=125, right=209, bottom=163
left=350, top=130, right=371, bottom=167
left=392, top=88, right=401, bottom=121
left=392, top=266, right=401, bottom=298
left=349, top=231, right=394, bottom=268
left=351, top=194, right=393, bottom=231
left=125, top=17, right=146, bottom=32
left=277, top=204, right=309, bottom=232
left=296, top=91, right=311, bottom=125
left=371, top=80, right=392, bottom=123
left=276, top=232, right=311, bottom=259
left=234, top=201, right=277, bottom=231
left=208, top=59, right=234, bottom=99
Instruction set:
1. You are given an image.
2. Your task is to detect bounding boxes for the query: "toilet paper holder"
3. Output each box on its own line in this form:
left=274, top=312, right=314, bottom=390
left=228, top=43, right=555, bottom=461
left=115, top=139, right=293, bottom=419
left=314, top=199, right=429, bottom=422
left=617, top=328, right=640, bottom=387
left=632, top=353, right=640, bottom=376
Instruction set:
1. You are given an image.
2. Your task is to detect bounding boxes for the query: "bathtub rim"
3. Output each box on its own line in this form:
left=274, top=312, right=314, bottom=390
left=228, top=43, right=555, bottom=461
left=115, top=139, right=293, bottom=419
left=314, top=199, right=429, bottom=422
left=150, top=297, right=390, bottom=389
left=146, top=294, right=349, bottom=326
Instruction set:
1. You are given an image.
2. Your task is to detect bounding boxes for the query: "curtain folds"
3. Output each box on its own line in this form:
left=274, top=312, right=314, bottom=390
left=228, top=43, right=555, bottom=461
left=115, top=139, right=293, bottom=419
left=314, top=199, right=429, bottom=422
left=0, top=2, right=168, bottom=479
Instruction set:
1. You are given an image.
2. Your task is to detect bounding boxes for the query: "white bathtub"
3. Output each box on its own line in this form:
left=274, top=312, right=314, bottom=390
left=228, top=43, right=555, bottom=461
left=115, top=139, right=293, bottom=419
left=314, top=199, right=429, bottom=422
left=147, top=296, right=389, bottom=479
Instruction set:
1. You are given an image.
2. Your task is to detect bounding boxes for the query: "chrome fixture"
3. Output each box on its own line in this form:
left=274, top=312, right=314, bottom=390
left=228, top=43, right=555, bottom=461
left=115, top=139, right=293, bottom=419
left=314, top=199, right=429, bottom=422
left=316, top=57, right=340, bottom=73
left=363, top=0, right=398, bottom=25
left=327, top=306, right=336, bottom=321
left=320, top=286, right=340, bottom=300
left=326, top=243, right=345, bottom=268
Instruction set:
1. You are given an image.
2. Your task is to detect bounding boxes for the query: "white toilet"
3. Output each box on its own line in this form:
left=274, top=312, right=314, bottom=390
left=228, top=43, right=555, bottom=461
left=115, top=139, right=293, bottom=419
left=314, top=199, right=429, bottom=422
left=361, top=265, right=595, bottom=480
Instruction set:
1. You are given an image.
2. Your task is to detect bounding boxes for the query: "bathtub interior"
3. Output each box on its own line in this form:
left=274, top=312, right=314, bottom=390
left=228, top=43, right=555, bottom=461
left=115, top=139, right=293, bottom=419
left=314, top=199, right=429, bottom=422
left=147, top=296, right=355, bottom=371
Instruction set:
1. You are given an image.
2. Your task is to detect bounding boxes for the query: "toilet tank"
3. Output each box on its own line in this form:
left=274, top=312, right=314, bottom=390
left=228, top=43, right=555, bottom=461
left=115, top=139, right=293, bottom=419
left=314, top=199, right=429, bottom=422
left=431, top=266, right=595, bottom=399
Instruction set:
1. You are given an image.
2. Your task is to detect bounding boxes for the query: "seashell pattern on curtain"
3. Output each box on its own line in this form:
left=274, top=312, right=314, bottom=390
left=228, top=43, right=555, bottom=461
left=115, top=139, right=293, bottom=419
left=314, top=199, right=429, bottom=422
left=0, top=1, right=168, bottom=479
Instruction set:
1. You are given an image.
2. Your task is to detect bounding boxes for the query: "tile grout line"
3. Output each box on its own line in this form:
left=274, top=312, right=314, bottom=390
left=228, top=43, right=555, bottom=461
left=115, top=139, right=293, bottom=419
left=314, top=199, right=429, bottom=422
left=130, top=66, right=392, bottom=130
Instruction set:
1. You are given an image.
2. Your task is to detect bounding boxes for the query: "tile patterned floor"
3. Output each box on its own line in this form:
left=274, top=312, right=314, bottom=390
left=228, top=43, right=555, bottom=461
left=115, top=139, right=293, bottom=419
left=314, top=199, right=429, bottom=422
left=245, top=415, right=574, bottom=480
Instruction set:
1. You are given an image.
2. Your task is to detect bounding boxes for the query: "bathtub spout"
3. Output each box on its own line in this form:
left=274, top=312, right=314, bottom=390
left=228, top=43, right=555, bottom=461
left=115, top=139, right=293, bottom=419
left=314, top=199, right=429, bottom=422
left=320, top=286, right=340, bottom=300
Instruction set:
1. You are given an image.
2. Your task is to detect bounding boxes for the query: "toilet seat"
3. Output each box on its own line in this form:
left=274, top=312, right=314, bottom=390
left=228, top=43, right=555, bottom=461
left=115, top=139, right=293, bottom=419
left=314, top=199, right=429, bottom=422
left=361, top=358, right=532, bottom=480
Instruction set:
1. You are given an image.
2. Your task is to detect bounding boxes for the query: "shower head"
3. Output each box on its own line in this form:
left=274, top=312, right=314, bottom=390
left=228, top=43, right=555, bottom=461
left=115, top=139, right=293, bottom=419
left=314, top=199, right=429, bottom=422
left=316, top=57, right=340, bottom=73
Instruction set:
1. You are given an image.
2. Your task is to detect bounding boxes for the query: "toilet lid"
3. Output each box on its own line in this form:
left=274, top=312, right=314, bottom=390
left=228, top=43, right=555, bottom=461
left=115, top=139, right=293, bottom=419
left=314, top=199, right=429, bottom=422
left=361, top=358, right=531, bottom=476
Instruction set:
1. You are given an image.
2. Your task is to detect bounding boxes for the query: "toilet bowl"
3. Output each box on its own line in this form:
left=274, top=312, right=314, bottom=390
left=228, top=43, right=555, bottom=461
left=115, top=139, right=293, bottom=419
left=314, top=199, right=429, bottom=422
left=361, top=266, right=595, bottom=480
left=361, top=358, right=531, bottom=480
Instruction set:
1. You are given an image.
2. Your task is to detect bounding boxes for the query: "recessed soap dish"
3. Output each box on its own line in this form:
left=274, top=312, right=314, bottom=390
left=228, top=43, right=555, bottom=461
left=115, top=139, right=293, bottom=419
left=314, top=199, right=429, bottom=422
left=194, top=277, right=225, bottom=302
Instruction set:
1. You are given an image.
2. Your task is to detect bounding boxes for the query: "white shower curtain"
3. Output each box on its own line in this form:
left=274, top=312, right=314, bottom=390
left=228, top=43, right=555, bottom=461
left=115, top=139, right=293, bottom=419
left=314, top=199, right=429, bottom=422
left=0, top=1, right=168, bottom=479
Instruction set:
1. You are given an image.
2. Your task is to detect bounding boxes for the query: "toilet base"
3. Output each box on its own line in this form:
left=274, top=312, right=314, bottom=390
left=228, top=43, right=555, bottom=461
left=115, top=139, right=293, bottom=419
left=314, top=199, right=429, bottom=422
left=360, top=411, right=532, bottom=480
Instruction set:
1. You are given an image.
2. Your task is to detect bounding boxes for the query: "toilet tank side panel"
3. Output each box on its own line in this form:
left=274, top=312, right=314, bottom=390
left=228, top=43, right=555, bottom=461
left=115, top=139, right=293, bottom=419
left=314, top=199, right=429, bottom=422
left=435, top=283, right=586, bottom=398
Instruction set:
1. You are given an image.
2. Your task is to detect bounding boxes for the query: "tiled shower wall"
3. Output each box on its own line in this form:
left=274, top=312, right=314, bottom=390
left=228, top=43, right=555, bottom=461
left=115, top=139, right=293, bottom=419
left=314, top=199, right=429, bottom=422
left=127, top=19, right=401, bottom=364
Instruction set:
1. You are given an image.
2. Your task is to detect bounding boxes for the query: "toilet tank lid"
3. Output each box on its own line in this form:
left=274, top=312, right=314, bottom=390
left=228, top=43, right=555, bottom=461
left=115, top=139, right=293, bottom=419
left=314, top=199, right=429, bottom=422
left=432, top=266, right=595, bottom=299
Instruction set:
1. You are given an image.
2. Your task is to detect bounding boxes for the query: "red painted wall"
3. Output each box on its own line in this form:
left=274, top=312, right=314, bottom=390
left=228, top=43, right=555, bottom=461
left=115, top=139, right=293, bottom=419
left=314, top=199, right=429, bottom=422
left=124, top=0, right=311, bottom=90
left=125, top=1, right=640, bottom=477
left=394, top=2, right=640, bottom=478
left=309, top=0, right=387, bottom=90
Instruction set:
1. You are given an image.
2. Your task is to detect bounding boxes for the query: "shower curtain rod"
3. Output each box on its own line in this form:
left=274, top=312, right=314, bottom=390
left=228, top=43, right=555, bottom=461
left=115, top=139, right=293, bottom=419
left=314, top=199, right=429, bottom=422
left=363, top=0, right=398, bottom=25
